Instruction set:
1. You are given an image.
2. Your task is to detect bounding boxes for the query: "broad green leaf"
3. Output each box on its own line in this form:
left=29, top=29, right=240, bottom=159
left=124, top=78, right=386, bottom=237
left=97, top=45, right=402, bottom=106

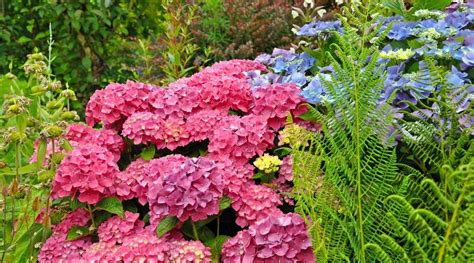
left=13, top=223, right=46, bottom=262
left=198, top=226, right=215, bottom=242
left=17, top=36, right=31, bottom=44
left=82, top=57, right=92, bottom=69
left=140, top=145, right=155, bottom=160
left=95, top=197, right=124, bottom=218
left=70, top=196, right=86, bottom=210
left=382, top=0, right=406, bottom=16
left=0, top=163, right=37, bottom=176
left=204, top=235, right=231, bottom=262
left=413, top=0, right=451, bottom=11
left=219, top=196, right=232, bottom=210
left=66, top=225, right=91, bottom=241
left=61, top=139, right=74, bottom=152
left=156, top=216, right=178, bottom=238
left=94, top=210, right=112, bottom=226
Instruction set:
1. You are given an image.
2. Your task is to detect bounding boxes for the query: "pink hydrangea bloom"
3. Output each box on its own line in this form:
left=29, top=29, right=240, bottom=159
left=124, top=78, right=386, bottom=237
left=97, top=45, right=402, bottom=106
left=149, top=83, right=202, bottom=118
left=198, top=59, right=267, bottom=79
left=51, top=145, right=119, bottom=205
left=86, top=81, right=156, bottom=129
left=38, top=234, right=92, bottom=263
left=232, top=184, right=282, bottom=227
left=208, top=115, right=274, bottom=165
left=66, top=123, right=124, bottom=162
left=279, top=155, right=293, bottom=182
left=115, top=158, right=149, bottom=205
left=213, top=159, right=254, bottom=201
left=143, top=155, right=224, bottom=223
left=122, top=112, right=164, bottom=145
left=251, top=83, right=306, bottom=130
left=167, top=240, right=212, bottom=263
left=186, top=109, right=227, bottom=142
left=221, top=213, right=314, bottom=262
left=97, top=212, right=144, bottom=244
left=122, top=113, right=191, bottom=150
left=194, top=75, right=254, bottom=113
left=39, top=208, right=92, bottom=263
left=52, top=208, right=90, bottom=235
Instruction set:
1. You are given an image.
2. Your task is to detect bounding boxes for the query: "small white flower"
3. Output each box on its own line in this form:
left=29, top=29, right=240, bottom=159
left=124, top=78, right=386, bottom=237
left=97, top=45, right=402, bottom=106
left=291, top=10, right=299, bottom=18
left=317, top=9, right=327, bottom=18
left=336, top=0, right=344, bottom=5
left=304, top=0, right=315, bottom=8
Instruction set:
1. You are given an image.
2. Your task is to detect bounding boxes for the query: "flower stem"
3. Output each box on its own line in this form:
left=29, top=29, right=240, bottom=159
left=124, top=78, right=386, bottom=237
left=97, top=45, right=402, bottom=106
left=191, top=221, right=199, bottom=240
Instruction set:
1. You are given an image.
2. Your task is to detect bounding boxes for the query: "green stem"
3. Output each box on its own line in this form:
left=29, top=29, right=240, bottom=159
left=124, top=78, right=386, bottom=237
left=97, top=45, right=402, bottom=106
left=191, top=221, right=199, bottom=240
left=87, top=205, right=96, bottom=229
left=1, top=194, right=7, bottom=262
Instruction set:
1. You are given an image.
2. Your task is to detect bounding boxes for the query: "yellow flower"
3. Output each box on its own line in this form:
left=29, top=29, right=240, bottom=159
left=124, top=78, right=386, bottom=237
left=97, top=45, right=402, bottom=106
left=254, top=154, right=282, bottom=174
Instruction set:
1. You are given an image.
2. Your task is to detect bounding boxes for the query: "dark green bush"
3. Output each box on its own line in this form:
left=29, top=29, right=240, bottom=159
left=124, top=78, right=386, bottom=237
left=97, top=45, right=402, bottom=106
left=0, top=0, right=163, bottom=107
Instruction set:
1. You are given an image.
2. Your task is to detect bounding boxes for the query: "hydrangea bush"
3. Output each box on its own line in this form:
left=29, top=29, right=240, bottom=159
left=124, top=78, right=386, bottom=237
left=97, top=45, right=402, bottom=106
left=36, top=59, right=315, bottom=262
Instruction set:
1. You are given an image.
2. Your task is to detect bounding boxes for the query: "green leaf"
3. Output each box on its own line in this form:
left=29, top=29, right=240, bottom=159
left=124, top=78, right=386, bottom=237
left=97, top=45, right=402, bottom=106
left=81, top=57, right=92, bottom=69
left=253, top=171, right=265, bottom=179
left=382, top=0, right=406, bottom=16
left=156, top=216, right=178, bottom=238
left=17, top=36, right=31, bottom=44
left=61, top=139, right=74, bottom=152
left=94, top=210, right=112, bottom=226
left=198, top=226, right=215, bottom=242
left=219, top=196, right=232, bottom=210
left=204, top=235, right=231, bottom=262
left=0, top=163, right=37, bottom=176
left=95, top=197, right=124, bottom=218
left=66, top=225, right=91, bottom=241
left=140, top=145, right=155, bottom=160
left=70, top=196, right=86, bottom=210
left=36, top=139, right=47, bottom=169
left=413, top=0, right=451, bottom=11
left=13, top=224, right=48, bottom=262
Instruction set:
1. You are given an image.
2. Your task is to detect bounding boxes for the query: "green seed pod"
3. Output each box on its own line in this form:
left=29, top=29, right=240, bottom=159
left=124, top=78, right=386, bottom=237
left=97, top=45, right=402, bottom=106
left=46, top=100, right=62, bottom=110
left=7, top=104, right=20, bottom=114
left=60, top=89, right=77, bottom=100
left=60, top=111, right=79, bottom=121
left=5, top=73, right=16, bottom=80
left=30, top=53, right=44, bottom=61
left=31, top=85, right=46, bottom=94
left=43, top=125, right=63, bottom=138
left=9, top=130, right=24, bottom=142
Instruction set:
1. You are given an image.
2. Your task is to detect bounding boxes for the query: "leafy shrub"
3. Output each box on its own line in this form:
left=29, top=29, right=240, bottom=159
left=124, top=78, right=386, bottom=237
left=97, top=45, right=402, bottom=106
left=0, top=0, right=163, bottom=105
left=30, top=59, right=317, bottom=261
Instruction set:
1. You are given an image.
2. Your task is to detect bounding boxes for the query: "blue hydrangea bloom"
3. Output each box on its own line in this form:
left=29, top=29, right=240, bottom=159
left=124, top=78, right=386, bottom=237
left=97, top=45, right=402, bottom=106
left=447, top=66, right=468, bottom=86
left=388, top=21, right=416, bottom=40
left=296, top=20, right=342, bottom=37
left=462, top=49, right=474, bottom=67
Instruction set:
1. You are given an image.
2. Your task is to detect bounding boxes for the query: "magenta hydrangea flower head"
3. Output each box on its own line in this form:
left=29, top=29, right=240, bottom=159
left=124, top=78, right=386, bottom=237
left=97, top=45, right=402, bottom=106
left=167, top=240, right=212, bottom=263
left=143, top=155, right=224, bottom=224
left=279, top=155, right=293, bottom=182
left=51, top=145, right=119, bottom=205
left=208, top=115, right=274, bottom=165
left=86, top=81, right=156, bottom=129
left=122, top=112, right=164, bottom=145
left=150, top=83, right=203, bottom=118
left=39, top=208, right=92, bottom=262
left=213, top=159, right=254, bottom=200
left=52, top=208, right=90, bottom=235
left=186, top=109, right=227, bottom=142
left=159, top=116, right=191, bottom=150
left=66, top=123, right=125, bottom=162
left=221, top=213, right=314, bottom=262
left=251, top=83, right=306, bottom=130
left=232, top=184, right=282, bottom=227
left=97, top=212, right=145, bottom=244
left=38, top=234, right=92, bottom=262
left=198, top=59, right=267, bottom=79
left=195, top=75, right=254, bottom=113
left=115, top=158, right=149, bottom=205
